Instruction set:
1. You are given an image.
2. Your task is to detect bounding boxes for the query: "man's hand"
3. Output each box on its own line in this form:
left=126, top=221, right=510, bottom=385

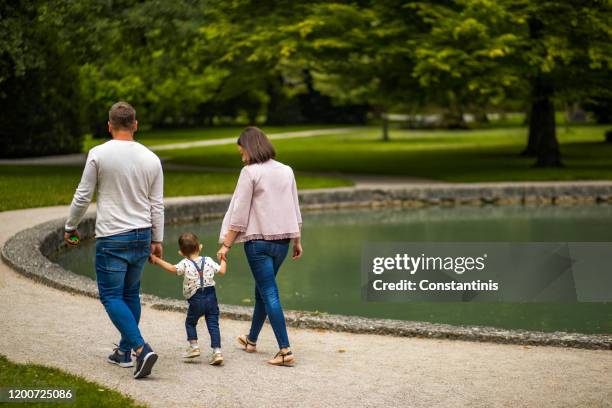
left=64, top=230, right=80, bottom=246
left=292, top=241, right=303, bottom=260
left=150, top=242, right=163, bottom=263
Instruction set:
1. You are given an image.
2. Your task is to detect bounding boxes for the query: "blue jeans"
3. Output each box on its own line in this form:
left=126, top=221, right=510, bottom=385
left=95, top=228, right=151, bottom=352
left=244, top=239, right=290, bottom=349
left=185, top=286, right=221, bottom=348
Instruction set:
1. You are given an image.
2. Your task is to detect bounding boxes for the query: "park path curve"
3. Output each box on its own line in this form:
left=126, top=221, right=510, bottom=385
left=0, top=124, right=439, bottom=187
left=0, top=203, right=611, bottom=408
left=0, top=127, right=362, bottom=165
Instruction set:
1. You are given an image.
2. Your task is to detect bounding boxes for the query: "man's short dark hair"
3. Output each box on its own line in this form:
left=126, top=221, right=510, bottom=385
left=237, top=126, right=276, bottom=164
left=178, top=232, right=200, bottom=256
left=109, top=101, right=136, bottom=131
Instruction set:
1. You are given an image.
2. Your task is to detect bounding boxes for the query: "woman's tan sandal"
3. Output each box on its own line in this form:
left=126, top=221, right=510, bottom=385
left=267, top=350, right=294, bottom=366
left=237, top=335, right=257, bottom=353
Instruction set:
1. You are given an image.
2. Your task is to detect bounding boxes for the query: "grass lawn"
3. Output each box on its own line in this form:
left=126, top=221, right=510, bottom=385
left=83, top=124, right=347, bottom=151
left=0, top=355, right=145, bottom=407
left=0, top=165, right=351, bottom=212
left=162, top=124, right=612, bottom=182
left=2, top=124, right=611, bottom=212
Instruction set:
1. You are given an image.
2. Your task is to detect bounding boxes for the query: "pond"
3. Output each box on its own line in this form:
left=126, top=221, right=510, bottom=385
left=56, top=205, right=612, bottom=334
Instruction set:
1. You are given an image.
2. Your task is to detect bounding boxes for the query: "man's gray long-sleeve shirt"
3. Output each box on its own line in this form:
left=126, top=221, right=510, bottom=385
left=65, top=139, right=164, bottom=242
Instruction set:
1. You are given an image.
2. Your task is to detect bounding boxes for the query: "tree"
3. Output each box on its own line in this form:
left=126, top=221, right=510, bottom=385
left=49, top=0, right=228, bottom=134
left=408, top=0, right=525, bottom=128
left=366, top=0, right=611, bottom=166
left=281, top=1, right=426, bottom=138
left=510, top=0, right=612, bottom=166
left=0, top=0, right=83, bottom=157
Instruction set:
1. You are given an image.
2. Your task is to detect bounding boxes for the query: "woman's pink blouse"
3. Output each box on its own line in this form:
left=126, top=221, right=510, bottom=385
left=219, top=159, right=302, bottom=243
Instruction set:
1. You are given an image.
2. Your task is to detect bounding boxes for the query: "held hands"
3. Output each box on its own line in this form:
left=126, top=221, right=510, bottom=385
left=217, top=245, right=229, bottom=262
left=149, top=242, right=163, bottom=264
left=215, top=239, right=302, bottom=261
left=149, top=253, right=160, bottom=265
left=64, top=230, right=81, bottom=246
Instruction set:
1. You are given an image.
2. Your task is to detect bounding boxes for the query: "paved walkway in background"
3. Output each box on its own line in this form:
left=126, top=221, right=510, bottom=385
left=0, top=127, right=361, bottom=166
left=151, top=127, right=361, bottom=151
left=0, top=204, right=611, bottom=407
left=0, top=126, right=439, bottom=187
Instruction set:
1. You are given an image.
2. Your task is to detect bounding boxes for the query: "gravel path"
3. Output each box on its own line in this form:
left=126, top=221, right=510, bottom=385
left=1, top=206, right=611, bottom=407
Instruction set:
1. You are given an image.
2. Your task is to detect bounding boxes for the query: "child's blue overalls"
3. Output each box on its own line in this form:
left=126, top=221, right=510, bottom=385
left=185, top=258, right=220, bottom=348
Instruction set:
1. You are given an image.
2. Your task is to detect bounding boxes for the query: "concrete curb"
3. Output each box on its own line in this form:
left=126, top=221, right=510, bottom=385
left=3, top=184, right=612, bottom=350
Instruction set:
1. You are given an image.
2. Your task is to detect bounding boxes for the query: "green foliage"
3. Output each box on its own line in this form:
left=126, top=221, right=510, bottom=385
left=0, top=1, right=83, bottom=157
left=291, top=0, right=611, bottom=131
left=409, top=0, right=525, bottom=122
left=0, top=354, right=146, bottom=407
left=1, top=0, right=610, bottom=157
left=505, top=0, right=612, bottom=102
left=287, top=2, right=423, bottom=112
left=51, top=0, right=227, bottom=133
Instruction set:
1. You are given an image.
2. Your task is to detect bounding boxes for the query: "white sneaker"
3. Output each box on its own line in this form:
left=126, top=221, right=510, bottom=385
left=209, top=351, right=223, bottom=366
left=183, top=346, right=201, bottom=359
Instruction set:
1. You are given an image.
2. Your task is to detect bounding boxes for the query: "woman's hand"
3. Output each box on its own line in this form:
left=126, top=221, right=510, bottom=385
left=217, top=245, right=229, bottom=262
left=218, top=231, right=237, bottom=262
left=292, top=241, right=303, bottom=260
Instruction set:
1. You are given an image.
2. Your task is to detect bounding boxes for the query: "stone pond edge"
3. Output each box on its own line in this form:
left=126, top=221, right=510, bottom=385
left=3, top=183, right=612, bottom=350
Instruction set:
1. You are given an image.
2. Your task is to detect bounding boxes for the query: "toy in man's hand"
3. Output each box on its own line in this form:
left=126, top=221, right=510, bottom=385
left=65, top=231, right=80, bottom=245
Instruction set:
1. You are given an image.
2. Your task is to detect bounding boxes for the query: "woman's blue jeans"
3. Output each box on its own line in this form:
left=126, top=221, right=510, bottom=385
left=95, top=228, right=151, bottom=352
left=244, top=239, right=290, bottom=349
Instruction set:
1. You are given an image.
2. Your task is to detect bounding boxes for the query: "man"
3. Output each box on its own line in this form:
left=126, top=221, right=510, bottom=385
left=64, top=101, right=164, bottom=379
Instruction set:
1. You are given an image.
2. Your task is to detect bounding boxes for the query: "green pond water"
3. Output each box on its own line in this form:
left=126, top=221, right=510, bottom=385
left=56, top=205, right=612, bottom=334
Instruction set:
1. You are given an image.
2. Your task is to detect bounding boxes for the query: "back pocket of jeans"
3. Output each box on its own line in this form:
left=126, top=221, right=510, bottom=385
left=97, top=247, right=128, bottom=271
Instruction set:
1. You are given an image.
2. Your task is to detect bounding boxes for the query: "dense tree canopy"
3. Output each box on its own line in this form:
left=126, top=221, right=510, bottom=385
left=0, top=1, right=82, bottom=157
left=1, top=0, right=610, bottom=162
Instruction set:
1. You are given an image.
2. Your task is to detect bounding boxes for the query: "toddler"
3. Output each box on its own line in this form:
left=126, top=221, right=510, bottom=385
left=150, top=232, right=226, bottom=365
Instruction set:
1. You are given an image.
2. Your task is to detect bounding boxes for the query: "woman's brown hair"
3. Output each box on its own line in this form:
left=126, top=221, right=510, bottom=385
left=237, top=126, right=276, bottom=164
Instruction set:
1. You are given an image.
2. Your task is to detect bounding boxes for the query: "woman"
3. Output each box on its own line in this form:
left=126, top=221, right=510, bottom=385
left=217, top=126, right=302, bottom=366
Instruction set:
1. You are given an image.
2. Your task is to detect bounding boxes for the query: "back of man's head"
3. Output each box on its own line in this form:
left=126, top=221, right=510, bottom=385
left=109, top=101, right=136, bottom=131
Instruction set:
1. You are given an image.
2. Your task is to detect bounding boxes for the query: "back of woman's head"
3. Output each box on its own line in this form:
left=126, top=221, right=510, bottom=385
left=237, top=127, right=276, bottom=164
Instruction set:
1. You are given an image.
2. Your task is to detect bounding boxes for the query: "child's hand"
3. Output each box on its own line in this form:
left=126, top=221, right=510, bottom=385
left=149, top=253, right=160, bottom=264
left=218, top=258, right=227, bottom=276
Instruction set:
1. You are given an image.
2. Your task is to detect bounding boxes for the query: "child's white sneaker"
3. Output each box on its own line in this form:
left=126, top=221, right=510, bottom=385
left=183, top=345, right=201, bottom=359
left=209, top=350, right=223, bottom=366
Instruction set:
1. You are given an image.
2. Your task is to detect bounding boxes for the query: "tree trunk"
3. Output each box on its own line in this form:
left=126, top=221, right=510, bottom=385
left=521, top=74, right=562, bottom=167
left=521, top=16, right=543, bottom=157
left=382, top=115, right=389, bottom=141
left=522, top=15, right=562, bottom=166
left=520, top=97, right=539, bottom=156
left=532, top=80, right=562, bottom=167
